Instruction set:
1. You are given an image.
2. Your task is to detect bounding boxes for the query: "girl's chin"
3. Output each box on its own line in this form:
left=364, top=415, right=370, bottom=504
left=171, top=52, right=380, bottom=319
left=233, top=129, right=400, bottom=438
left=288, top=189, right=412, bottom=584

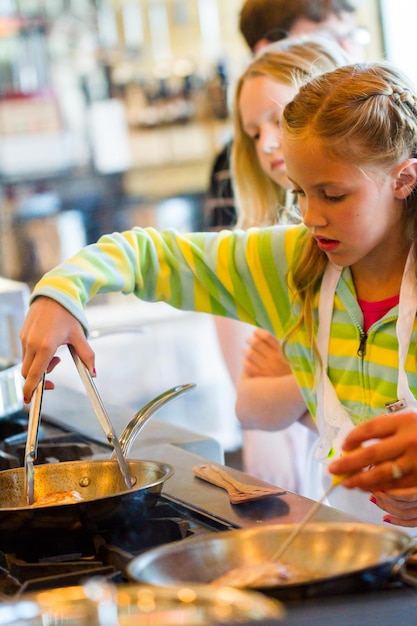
left=270, top=171, right=291, bottom=189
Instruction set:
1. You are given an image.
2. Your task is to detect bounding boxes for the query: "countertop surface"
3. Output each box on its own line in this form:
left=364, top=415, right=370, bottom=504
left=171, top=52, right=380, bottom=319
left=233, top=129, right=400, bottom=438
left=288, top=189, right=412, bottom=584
left=36, top=385, right=417, bottom=624
left=42, top=384, right=358, bottom=529
left=248, top=586, right=417, bottom=626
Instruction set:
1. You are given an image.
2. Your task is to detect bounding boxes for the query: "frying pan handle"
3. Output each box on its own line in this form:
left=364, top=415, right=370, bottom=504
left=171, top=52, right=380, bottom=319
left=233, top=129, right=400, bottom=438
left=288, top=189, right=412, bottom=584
left=394, top=539, right=417, bottom=588
left=116, top=383, right=196, bottom=457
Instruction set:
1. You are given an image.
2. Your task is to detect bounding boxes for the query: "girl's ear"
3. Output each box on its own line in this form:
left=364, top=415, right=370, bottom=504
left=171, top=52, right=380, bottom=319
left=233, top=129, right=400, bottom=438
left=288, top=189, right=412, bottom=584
left=394, top=158, right=417, bottom=199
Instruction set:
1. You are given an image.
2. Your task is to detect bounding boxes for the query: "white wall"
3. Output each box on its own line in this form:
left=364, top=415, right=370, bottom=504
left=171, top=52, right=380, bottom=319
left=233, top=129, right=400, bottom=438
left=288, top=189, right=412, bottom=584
left=51, top=295, right=242, bottom=452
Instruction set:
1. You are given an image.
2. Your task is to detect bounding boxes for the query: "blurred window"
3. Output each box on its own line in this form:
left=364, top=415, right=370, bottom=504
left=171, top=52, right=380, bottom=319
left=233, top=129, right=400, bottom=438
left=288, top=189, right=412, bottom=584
left=380, top=0, right=417, bottom=85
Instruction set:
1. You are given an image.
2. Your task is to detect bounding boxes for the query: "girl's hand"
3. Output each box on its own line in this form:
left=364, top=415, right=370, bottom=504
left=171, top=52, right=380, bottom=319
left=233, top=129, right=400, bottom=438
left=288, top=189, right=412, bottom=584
left=371, top=488, right=417, bottom=528
left=328, top=410, right=417, bottom=492
left=242, top=329, right=291, bottom=378
left=236, top=328, right=314, bottom=431
left=20, top=296, right=95, bottom=401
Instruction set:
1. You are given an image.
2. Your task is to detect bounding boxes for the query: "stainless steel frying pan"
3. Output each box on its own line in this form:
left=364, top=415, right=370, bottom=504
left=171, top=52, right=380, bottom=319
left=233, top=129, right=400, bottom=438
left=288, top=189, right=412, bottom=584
left=0, top=457, right=173, bottom=534
left=0, top=382, right=196, bottom=545
left=128, top=521, right=416, bottom=600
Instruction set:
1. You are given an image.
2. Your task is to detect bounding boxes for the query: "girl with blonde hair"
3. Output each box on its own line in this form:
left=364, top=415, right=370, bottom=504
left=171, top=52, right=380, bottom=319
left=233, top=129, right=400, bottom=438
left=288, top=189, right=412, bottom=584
left=232, top=35, right=351, bottom=227
left=219, top=35, right=351, bottom=492
left=20, top=60, right=417, bottom=530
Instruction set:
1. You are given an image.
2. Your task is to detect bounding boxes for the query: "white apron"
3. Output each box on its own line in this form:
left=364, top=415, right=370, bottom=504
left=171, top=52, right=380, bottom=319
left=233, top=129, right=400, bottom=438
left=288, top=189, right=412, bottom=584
left=306, top=250, right=417, bottom=534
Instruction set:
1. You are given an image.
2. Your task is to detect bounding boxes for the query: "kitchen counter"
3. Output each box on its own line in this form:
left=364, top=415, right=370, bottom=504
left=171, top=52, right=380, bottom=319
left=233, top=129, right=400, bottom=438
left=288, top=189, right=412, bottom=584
left=31, top=386, right=417, bottom=624
left=42, top=384, right=225, bottom=465
left=248, top=586, right=417, bottom=626
left=42, top=384, right=357, bottom=529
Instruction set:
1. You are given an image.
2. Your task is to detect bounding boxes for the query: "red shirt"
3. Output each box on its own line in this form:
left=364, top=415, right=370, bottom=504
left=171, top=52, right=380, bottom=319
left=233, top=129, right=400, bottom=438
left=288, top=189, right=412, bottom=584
left=357, top=294, right=400, bottom=333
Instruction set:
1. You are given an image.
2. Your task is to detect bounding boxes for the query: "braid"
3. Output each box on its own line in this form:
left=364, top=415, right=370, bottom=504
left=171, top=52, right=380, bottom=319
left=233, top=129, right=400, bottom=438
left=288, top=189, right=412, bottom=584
left=390, top=84, right=417, bottom=109
left=387, top=86, right=417, bottom=151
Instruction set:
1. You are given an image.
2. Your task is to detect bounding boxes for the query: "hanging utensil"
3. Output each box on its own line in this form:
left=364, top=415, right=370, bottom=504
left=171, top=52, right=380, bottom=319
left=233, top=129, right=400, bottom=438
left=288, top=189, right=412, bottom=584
left=68, top=345, right=133, bottom=490
left=24, top=374, right=45, bottom=505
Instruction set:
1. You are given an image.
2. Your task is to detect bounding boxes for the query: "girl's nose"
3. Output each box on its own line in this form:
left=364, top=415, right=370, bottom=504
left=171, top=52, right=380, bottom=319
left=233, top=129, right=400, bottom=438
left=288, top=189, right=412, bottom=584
left=301, top=200, right=327, bottom=228
left=262, top=138, right=280, bottom=154
left=261, top=129, right=281, bottom=154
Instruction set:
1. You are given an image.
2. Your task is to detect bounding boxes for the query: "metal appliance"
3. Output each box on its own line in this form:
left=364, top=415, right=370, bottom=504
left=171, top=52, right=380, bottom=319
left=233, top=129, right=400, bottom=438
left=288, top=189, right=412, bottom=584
left=0, top=386, right=416, bottom=626
left=0, top=385, right=342, bottom=593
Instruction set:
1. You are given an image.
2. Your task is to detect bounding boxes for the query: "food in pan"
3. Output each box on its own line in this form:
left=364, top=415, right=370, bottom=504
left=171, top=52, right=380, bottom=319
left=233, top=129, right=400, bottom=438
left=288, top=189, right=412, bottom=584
left=32, top=490, right=84, bottom=507
left=211, top=561, right=310, bottom=588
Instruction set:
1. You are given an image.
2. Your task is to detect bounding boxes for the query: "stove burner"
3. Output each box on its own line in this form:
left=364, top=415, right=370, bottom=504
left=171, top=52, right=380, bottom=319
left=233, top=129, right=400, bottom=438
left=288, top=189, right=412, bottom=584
left=0, top=528, right=119, bottom=597
left=0, top=415, right=29, bottom=441
left=8, top=433, right=103, bottom=466
left=0, top=499, right=227, bottom=598
left=0, top=410, right=111, bottom=470
left=0, top=412, right=232, bottom=599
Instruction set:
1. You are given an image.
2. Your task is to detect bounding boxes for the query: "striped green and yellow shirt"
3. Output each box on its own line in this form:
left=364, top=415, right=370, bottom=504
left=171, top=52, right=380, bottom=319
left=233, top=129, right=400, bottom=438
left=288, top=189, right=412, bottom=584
left=31, top=223, right=417, bottom=426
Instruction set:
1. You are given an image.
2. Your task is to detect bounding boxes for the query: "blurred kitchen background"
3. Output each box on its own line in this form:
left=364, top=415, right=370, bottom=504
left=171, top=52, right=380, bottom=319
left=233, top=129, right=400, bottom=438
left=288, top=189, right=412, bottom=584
left=0, top=0, right=412, bottom=460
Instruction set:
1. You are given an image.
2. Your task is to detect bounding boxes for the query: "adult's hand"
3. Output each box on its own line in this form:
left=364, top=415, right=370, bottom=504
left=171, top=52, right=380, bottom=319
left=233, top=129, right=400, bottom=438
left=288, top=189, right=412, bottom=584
left=370, top=488, right=417, bottom=528
left=20, top=296, right=95, bottom=401
left=328, top=410, right=417, bottom=492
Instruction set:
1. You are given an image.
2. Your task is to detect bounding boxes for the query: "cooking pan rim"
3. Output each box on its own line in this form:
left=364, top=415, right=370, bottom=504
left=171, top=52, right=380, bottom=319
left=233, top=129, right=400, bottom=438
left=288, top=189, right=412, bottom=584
left=132, top=519, right=413, bottom=547
left=0, top=458, right=174, bottom=511
left=127, top=520, right=414, bottom=591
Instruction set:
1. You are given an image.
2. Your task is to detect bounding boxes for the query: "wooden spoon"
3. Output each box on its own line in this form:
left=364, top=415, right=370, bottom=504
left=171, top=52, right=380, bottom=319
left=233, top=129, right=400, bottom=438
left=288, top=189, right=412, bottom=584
left=193, top=464, right=285, bottom=504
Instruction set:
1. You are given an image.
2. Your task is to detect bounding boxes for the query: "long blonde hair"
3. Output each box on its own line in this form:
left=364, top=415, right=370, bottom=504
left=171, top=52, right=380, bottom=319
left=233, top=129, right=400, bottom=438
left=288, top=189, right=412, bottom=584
left=283, top=61, right=417, bottom=346
left=232, top=35, right=352, bottom=228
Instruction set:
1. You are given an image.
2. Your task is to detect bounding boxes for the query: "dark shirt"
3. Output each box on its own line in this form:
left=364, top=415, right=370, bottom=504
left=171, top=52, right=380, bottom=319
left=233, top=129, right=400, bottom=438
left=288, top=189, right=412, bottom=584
left=203, top=138, right=296, bottom=230
left=203, top=141, right=237, bottom=230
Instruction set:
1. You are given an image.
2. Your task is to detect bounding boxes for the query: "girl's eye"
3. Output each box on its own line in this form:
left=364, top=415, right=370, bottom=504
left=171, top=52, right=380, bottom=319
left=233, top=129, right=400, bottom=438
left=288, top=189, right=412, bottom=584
left=291, top=189, right=305, bottom=198
left=323, top=193, right=345, bottom=202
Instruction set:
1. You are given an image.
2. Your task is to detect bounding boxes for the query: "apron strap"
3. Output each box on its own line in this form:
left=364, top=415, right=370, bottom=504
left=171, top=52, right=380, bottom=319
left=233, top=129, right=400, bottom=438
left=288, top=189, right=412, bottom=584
left=315, top=262, right=353, bottom=460
left=397, top=248, right=417, bottom=408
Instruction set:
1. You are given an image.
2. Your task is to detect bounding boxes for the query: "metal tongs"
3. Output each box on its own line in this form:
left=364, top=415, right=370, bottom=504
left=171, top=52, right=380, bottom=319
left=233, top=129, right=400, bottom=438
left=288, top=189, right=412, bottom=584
left=24, top=373, right=45, bottom=505
left=68, top=345, right=133, bottom=490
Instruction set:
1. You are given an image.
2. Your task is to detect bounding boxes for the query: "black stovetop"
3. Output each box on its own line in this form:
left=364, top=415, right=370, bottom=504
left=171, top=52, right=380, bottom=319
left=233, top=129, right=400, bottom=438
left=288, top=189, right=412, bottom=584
left=0, top=408, right=234, bottom=598
left=0, top=495, right=227, bottom=598
left=0, top=408, right=111, bottom=471
left=2, top=397, right=417, bottom=625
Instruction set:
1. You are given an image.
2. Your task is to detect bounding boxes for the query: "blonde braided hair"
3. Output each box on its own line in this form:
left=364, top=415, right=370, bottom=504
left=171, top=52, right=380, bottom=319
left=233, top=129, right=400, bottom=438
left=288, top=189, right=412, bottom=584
left=282, top=61, right=417, bottom=355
